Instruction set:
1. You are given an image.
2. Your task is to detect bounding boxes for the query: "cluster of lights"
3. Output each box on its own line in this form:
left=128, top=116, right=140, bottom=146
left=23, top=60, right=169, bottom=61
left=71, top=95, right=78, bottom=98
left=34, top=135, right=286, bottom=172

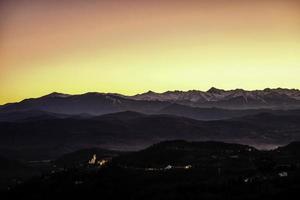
left=88, top=154, right=108, bottom=166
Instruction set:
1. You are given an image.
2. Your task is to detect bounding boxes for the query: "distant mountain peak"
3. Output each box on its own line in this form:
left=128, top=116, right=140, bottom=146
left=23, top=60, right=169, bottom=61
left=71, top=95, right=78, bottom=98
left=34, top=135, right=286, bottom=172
left=233, top=88, right=246, bottom=92
left=43, top=92, right=70, bottom=98
left=145, top=90, right=157, bottom=94
left=207, top=87, right=225, bottom=94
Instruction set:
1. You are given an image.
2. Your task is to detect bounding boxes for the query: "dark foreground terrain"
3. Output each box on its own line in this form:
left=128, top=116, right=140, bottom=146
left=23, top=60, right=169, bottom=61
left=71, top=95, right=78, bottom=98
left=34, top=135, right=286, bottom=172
left=1, top=110, right=300, bottom=161
left=2, top=140, right=300, bottom=200
left=1, top=90, right=300, bottom=199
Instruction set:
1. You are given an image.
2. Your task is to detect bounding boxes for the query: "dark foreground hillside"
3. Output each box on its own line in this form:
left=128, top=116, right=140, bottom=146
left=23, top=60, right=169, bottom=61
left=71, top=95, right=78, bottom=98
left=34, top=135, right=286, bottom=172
left=5, top=166, right=300, bottom=200
left=2, top=141, right=300, bottom=200
left=1, top=111, right=300, bottom=161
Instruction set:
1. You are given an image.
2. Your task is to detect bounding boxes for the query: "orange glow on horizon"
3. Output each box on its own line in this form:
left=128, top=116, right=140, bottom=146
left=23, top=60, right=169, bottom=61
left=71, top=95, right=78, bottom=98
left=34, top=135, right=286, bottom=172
left=1, top=0, right=300, bottom=104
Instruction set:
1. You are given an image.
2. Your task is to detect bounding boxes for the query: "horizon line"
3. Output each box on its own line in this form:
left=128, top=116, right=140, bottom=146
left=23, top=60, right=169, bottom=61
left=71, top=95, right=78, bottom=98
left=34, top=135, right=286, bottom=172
left=1, top=86, right=300, bottom=106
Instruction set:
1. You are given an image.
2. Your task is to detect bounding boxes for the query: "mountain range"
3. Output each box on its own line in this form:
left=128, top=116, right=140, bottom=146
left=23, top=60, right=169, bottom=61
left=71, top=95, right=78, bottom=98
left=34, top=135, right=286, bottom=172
left=1, top=88, right=300, bottom=121
left=132, top=87, right=300, bottom=109
left=1, top=88, right=300, bottom=160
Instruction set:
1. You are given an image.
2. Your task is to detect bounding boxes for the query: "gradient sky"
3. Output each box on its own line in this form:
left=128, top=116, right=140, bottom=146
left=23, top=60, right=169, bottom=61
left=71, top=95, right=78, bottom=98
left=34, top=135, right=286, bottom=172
left=0, top=0, right=300, bottom=104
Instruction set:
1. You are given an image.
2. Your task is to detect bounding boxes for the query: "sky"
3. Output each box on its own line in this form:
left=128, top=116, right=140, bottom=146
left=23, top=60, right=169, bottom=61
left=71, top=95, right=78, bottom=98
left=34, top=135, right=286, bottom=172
left=0, top=0, right=300, bottom=104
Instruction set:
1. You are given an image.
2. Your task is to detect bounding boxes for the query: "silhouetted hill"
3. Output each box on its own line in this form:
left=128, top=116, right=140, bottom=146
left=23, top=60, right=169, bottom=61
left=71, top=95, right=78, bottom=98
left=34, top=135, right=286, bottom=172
left=1, top=111, right=300, bottom=160
left=277, top=141, right=300, bottom=152
left=0, top=110, right=70, bottom=122
left=272, top=142, right=300, bottom=163
left=114, top=140, right=258, bottom=169
left=157, top=103, right=274, bottom=120
left=5, top=141, right=300, bottom=200
left=0, top=156, right=38, bottom=189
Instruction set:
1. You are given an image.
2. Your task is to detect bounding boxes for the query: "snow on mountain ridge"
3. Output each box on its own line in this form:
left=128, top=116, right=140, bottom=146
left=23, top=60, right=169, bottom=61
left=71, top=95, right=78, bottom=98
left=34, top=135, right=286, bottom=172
left=131, top=88, right=300, bottom=104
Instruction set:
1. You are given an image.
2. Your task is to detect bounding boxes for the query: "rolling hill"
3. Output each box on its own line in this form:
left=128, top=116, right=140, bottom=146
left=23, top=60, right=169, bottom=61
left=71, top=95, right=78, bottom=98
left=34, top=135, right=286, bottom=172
left=1, top=111, right=300, bottom=160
